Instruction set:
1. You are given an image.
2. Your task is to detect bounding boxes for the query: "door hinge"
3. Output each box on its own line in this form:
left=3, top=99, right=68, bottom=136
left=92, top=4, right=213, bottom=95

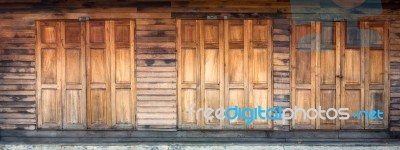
left=78, top=17, right=90, bottom=22
left=206, top=16, right=218, bottom=20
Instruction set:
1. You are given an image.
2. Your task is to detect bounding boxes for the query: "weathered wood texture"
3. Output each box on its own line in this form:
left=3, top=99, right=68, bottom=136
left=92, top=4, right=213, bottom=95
left=0, top=0, right=399, bottom=133
left=272, top=17, right=291, bottom=131
left=390, top=20, right=400, bottom=132
left=0, top=18, right=36, bottom=130
left=135, top=19, right=177, bottom=130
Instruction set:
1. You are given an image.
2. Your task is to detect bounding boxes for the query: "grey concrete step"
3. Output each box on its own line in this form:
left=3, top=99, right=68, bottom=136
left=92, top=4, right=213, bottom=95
left=2, top=143, right=400, bottom=150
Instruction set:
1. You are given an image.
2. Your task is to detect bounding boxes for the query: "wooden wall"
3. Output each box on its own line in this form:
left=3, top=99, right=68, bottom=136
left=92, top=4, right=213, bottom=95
left=390, top=20, right=400, bottom=132
left=272, top=17, right=291, bottom=131
left=0, top=0, right=400, bottom=132
left=135, top=19, right=177, bottom=130
left=0, top=18, right=36, bottom=130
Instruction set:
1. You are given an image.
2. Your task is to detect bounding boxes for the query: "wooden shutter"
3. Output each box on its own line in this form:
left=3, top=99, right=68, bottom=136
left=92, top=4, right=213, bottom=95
left=248, top=20, right=273, bottom=129
left=200, top=20, right=224, bottom=129
left=36, top=22, right=62, bottom=129
left=364, top=22, right=389, bottom=129
left=37, top=20, right=135, bottom=130
left=178, top=20, right=200, bottom=129
left=341, top=22, right=365, bottom=129
left=86, top=21, right=111, bottom=129
left=292, top=21, right=389, bottom=130
left=316, top=22, right=341, bottom=129
left=178, top=19, right=272, bottom=130
left=61, top=22, right=86, bottom=129
left=291, top=22, right=316, bottom=129
left=224, top=20, right=248, bottom=129
left=178, top=20, right=225, bottom=129
left=340, top=21, right=389, bottom=129
left=110, top=20, right=136, bottom=129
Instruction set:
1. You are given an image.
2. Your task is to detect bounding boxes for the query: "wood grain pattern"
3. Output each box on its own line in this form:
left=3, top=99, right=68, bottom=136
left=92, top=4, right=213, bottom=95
left=62, top=21, right=86, bottom=129
left=178, top=19, right=272, bottom=130
left=36, top=21, right=62, bottom=129
left=291, top=23, right=316, bottom=130
left=136, top=19, right=177, bottom=130
left=110, top=20, right=136, bottom=129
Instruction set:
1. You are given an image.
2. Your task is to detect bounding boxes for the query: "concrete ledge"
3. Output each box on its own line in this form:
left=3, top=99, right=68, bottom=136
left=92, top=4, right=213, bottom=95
left=1, top=143, right=400, bottom=150
left=0, top=130, right=399, bottom=144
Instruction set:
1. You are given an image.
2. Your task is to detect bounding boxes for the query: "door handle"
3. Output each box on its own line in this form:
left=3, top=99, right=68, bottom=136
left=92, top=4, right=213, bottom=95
left=336, top=75, right=343, bottom=79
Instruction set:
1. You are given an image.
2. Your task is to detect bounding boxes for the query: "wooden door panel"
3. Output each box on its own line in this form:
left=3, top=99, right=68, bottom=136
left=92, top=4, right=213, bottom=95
left=182, top=48, right=197, bottom=83
left=201, top=20, right=224, bottom=129
left=40, top=25, right=57, bottom=44
left=319, top=90, right=336, bottom=127
left=115, top=49, right=131, bottom=83
left=225, top=20, right=247, bottom=129
left=344, top=50, right=361, bottom=84
left=40, top=89, right=60, bottom=125
left=204, top=49, right=219, bottom=84
left=228, top=89, right=245, bottom=125
left=294, top=90, right=314, bottom=128
left=37, top=22, right=62, bottom=129
left=343, top=90, right=363, bottom=129
left=91, top=49, right=107, bottom=83
left=41, top=49, right=58, bottom=84
left=62, top=22, right=86, bottom=129
left=65, top=49, right=81, bottom=83
left=248, top=20, right=272, bottom=129
left=182, top=89, right=197, bottom=124
left=204, top=89, right=220, bottom=124
left=320, top=51, right=336, bottom=85
left=228, top=49, right=244, bottom=83
left=291, top=23, right=316, bottom=129
left=114, top=89, right=132, bottom=125
left=252, top=49, right=268, bottom=83
left=295, top=50, right=312, bottom=84
left=317, top=22, right=340, bottom=129
left=178, top=20, right=200, bottom=128
left=367, top=90, right=385, bottom=128
left=341, top=22, right=364, bottom=129
left=86, top=21, right=111, bottom=129
left=369, top=50, right=384, bottom=83
left=65, top=90, right=84, bottom=127
left=365, top=22, right=388, bottom=129
left=110, top=20, right=135, bottom=129
left=250, top=89, right=268, bottom=124
left=89, top=89, right=108, bottom=128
